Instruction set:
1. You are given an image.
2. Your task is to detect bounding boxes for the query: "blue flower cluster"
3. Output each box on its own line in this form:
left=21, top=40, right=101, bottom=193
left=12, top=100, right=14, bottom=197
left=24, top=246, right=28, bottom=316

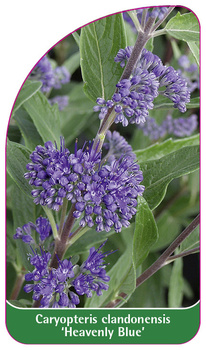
left=23, top=240, right=111, bottom=308
left=24, top=137, right=102, bottom=211
left=138, top=114, right=198, bottom=140
left=94, top=48, right=190, bottom=126
left=13, top=217, right=52, bottom=244
left=114, top=46, right=133, bottom=68
left=24, top=137, right=144, bottom=233
left=30, top=56, right=55, bottom=93
left=30, top=55, right=70, bottom=92
left=164, top=114, right=198, bottom=137
left=75, top=155, right=144, bottom=233
left=29, top=55, right=70, bottom=110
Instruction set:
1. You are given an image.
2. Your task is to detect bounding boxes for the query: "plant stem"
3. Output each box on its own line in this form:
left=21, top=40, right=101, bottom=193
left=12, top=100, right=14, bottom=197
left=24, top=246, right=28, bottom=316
left=68, top=225, right=90, bottom=247
left=164, top=246, right=200, bottom=264
left=141, top=9, right=148, bottom=30
left=49, top=204, right=76, bottom=269
left=127, top=11, right=143, bottom=32
left=10, top=272, right=25, bottom=300
left=33, top=204, right=77, bottom=308
left=58, top=198, right=68, bottom=237
left=152, top=28, right=167, bottom=38
left=119, top=16, right=156, bottom=80
left=105, top=214, right=199, bottom=308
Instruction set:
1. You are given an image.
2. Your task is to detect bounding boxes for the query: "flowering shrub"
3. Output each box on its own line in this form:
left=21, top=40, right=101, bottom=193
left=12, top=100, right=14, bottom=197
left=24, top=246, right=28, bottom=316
left=7, top=6, right=199, bottom=309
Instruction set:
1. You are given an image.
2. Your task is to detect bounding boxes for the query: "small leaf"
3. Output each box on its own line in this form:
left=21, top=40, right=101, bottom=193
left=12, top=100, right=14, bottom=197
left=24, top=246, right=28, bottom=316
left=72, top=31, right=80, bottom=46
left=63, top=51, right=80, bottom=75
left=140, top=145, right=199, bottom=210
left=80, top=13, right=126, bottom=102
left=187, top=41, right=199, bottom=66
left=133, top=196, right=158, bottom=269
left=23, top=91, right=61, bottom=147
left=7, top=140, right=32, bottom=197
left=168, top=251, right=184, bottom=308
left=145, top=37, right=154, bottom=52
left=165, top=12, right=200, bottom=42
left=12, top=80, right=42, bottom=115
left=180, top=226, right=199, bottom=254
left=171, top=40, right=182, bottom=60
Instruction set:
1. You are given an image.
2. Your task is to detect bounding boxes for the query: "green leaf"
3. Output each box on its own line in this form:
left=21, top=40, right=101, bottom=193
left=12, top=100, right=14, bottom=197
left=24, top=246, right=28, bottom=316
left=134, top=134, right=199, bottom=162
left=14, top=108, right=43, bottom=150
left=133, top=197, right=158, bottom=269
left=80, top=13, right=126, bottom=102
left=7, top=140, right=31, bottom=197
left=140, top=145, right=199, bottom=210
left=23, top=91, right=61, bottom=148
left=168, top=251, right=184, bottom=308
left=187, top=41, right=199, bottom=66
left=12, top=80, right=42, bottom=115
left=165, top=12, right=200, bottom=42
